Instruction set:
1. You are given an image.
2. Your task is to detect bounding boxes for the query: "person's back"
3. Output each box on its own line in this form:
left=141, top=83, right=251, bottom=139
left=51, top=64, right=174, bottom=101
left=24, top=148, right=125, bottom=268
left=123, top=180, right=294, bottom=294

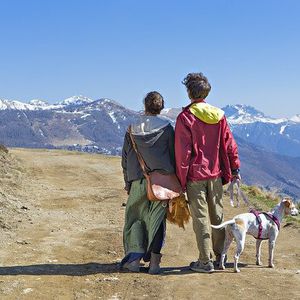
left=175, top=72, right=240, bottom=273
left=176, top=101, right=239, bottom=188
left=124, top=114, right=175, bottom=181
left=121, top=91, right=175, bottom=274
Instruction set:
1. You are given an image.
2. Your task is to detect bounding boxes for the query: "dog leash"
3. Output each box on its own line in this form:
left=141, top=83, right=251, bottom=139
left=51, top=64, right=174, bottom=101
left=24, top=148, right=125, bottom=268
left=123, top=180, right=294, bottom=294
left=227, top=177, right=251, bottom=207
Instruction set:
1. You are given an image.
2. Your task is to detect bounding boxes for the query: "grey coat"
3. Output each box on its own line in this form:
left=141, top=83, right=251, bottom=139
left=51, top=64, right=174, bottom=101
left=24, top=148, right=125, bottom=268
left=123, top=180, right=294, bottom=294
left=121, top=115, right=175, bottom=192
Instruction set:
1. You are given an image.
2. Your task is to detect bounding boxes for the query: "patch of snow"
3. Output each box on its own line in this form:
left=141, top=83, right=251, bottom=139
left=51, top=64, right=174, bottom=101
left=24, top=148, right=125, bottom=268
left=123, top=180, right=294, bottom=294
left=59, top=95, right=94, bottom=106
left=280, top=125, right=287, bottom=135
left=224, top=104, right=288, bottom=125
left=228, top=115, right=287, bottom=125
left=80, top=113, right=91, bottom=119
left=38, top=129, right=45, bottom=137
left=29, top=99, right=49, bottom=106
left=108, top=111, right=117, bottom=123
left=0, top=98, right=63, bottom=111
left=290, top=114, right=300, bottom=123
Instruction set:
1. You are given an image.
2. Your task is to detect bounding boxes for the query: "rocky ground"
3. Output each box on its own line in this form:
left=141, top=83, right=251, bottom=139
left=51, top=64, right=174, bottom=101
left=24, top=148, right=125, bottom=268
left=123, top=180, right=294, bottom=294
left=0, top=148, right=299, bottom=300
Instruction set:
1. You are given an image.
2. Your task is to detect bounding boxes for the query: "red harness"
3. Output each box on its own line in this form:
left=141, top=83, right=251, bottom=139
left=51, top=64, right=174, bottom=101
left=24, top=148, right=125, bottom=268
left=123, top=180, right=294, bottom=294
left=250, top=209, right=280, bottom=239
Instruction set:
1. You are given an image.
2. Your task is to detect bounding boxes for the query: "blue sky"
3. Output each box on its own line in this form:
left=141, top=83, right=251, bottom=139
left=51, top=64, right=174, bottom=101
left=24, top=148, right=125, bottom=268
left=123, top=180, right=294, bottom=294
left=0, top=0, right=299, bottom=117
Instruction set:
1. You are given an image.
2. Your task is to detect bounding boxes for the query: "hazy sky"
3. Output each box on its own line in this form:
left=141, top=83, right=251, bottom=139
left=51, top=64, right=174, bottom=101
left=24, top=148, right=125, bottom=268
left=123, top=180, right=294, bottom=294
left=0, top=0, right=299, bottom=117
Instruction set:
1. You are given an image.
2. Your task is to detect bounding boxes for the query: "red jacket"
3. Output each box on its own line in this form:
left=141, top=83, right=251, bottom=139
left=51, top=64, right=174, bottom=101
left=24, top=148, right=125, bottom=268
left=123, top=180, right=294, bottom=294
left=175, top=100, right=240, bottom=191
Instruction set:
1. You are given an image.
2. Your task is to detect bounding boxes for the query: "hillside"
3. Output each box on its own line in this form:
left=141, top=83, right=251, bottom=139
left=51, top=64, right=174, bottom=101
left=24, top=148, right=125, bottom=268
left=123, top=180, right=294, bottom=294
left=0, top=145, right=28, bottom=230
left=236, top=136, right=300, bottom=198
left=0, top=148, right=299, bottom=299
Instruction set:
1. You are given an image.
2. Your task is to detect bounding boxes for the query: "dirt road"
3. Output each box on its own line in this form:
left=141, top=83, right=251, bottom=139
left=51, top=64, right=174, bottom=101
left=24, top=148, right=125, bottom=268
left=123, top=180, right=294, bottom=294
left=0, top=148, right=299, bottom=299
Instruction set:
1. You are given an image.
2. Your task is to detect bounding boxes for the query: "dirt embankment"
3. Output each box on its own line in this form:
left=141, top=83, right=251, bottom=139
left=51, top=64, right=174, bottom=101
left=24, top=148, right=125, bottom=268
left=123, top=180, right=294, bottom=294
left=0, top=148, right=299, bottom=300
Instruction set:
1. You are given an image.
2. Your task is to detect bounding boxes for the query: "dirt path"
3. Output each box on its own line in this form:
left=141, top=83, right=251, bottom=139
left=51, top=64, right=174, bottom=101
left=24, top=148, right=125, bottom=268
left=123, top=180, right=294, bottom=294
left=0, top=148, right=299, bottom=300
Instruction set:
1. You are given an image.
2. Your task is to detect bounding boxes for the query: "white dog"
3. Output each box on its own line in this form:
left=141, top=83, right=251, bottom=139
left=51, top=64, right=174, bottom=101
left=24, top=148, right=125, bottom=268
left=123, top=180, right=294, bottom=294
left=211, top=198, right=299, bottom=272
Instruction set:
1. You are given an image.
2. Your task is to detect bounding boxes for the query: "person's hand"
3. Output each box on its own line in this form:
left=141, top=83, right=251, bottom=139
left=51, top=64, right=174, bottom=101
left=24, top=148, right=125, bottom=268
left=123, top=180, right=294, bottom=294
left=231, top=169, right=241, bottom=182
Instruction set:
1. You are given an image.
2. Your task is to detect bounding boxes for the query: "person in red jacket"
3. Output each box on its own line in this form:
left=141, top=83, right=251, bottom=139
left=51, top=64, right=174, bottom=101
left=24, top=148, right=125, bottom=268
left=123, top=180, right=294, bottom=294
left=175, top=72, right=240, bottom=273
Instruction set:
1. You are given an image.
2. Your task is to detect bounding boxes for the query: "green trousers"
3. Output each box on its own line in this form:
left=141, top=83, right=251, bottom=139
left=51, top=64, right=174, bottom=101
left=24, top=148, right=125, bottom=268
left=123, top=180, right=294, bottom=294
left=187, top=178, right=225, bottom=263
left=123, top=179, right=166, bottom=260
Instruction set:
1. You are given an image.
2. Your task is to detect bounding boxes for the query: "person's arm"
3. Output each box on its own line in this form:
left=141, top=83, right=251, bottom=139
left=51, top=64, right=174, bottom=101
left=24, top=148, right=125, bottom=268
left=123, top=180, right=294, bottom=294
left=175, top=114, right=192, bottom=192
left=121, top=132, right=131, bottom=194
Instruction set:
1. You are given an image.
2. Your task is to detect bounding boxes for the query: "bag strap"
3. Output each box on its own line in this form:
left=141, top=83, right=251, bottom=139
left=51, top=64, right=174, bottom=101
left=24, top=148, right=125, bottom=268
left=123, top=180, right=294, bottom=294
left=128, top=126, right=150, bottom=175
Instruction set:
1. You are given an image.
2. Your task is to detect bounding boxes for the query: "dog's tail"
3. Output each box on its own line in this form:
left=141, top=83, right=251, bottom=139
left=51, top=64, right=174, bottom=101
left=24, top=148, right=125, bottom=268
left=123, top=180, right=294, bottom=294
left=211, top=219, right=235, bottom=229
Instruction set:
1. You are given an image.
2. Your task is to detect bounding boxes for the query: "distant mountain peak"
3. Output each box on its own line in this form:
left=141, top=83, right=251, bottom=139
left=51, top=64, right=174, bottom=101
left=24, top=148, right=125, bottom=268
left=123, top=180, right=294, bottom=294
left=28, top=99, right=49, bottom=106
left=222, top=104, right=287, bottom=125
left=222, top=104, right=265, bottom=117
left=59, top=95, right=94, bottom=106
left=0, top=98, right=32, bottom=110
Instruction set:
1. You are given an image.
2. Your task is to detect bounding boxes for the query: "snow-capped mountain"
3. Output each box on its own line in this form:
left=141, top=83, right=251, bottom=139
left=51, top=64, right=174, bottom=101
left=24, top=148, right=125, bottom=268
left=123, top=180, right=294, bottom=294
left=222, top=104, right=288, bottom=124
left=221, top=105, right=300, bottom=157
left=0, top=98, right=36, bottom=110
left=58, top=95, right=94, bottom=106
left=0, top=95, right=95, bottom=111
left=0, top=96, right=139, bottom=155
left=28, top=99, right=50, bottom=107
left=0, top=97, right=299, bottom=197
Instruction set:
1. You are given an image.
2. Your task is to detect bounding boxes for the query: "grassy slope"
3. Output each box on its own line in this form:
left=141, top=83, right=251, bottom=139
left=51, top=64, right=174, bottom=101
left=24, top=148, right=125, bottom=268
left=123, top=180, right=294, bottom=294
left=240, top=185, right=300, bottom=225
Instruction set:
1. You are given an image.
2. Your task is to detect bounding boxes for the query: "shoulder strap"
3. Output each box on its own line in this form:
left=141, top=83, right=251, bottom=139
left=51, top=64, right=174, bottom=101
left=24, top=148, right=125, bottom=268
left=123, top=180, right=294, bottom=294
left=128, top=126, right=149, bottom=175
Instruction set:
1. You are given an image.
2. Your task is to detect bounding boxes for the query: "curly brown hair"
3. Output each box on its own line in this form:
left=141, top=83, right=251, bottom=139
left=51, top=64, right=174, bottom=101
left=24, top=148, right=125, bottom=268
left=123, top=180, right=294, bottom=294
left=182, top=72, right=211, bottom=99
left=144, top=91, right=164, bottom=115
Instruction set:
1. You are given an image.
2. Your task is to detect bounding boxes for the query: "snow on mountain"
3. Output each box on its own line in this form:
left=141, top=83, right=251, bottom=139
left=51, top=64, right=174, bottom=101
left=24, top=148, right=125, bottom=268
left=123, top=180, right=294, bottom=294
left=95, top=98, right=128, bottom=110
left=28, top=99, right=49, bottom=106
left=222, top=104, right=287, bottom=124
left=290, top=114, right=300, bottom=123
left=0, top=98, right=57, bottom=111
left=0, top=95, right=95, bottom=111
left=0, top=99, right=33, bottom=110
left=58, top=95, right=94, bottom=106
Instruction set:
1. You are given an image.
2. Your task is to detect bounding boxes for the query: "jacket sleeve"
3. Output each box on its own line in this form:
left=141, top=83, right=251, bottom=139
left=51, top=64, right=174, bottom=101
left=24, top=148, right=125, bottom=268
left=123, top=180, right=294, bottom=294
left=222, top=117, right=240, bottom=171
left=175, top=114, right=192, bottom=191
left=121, top=132, right=131, bottom=192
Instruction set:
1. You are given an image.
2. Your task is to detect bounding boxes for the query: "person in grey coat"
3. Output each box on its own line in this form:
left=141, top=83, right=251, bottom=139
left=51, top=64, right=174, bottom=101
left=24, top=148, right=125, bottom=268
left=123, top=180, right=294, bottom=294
left=121, top=91, right=175, bottom=274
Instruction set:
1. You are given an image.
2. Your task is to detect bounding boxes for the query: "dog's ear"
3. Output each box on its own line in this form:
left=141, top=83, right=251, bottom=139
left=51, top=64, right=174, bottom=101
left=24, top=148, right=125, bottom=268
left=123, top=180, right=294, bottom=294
left=283, top=198, right=292, bottom=208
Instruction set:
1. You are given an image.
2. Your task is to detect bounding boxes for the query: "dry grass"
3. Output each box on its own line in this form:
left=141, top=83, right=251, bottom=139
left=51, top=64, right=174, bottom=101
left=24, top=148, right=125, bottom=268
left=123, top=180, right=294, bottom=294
left=241, top=185, right=300, bottom=225
left=0, top=144, right=9, bottom=153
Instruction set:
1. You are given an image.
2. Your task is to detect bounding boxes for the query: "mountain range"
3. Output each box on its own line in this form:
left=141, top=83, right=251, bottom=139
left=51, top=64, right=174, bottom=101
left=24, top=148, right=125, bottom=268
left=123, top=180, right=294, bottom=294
left=0, top=96, right=299, bottom=198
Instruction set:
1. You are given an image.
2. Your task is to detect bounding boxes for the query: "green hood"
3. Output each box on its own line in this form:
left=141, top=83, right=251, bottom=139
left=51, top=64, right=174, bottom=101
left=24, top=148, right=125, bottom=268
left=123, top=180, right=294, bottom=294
left=189, top=102, right=224, bottom=124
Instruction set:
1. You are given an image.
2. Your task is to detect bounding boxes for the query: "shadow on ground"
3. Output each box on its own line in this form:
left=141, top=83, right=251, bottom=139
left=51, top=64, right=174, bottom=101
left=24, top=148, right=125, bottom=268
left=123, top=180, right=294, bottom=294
left=0, top=263, right=119, bottom=276
left=0, top=262, right=249, bottom=276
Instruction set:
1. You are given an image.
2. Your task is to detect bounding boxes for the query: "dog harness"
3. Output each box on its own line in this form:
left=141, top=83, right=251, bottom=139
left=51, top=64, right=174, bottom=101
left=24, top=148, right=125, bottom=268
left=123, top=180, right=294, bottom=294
left=250, top=209, right=280, bottom=239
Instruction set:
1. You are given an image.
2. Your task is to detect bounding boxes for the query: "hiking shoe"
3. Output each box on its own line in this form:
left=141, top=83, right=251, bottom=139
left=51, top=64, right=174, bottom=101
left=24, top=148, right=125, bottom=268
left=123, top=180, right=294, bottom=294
left=190, top=261, right=214, bottom=273
left=149, top=253, right=162, bottom=275
left=122, top=260, right=140, bottom=272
